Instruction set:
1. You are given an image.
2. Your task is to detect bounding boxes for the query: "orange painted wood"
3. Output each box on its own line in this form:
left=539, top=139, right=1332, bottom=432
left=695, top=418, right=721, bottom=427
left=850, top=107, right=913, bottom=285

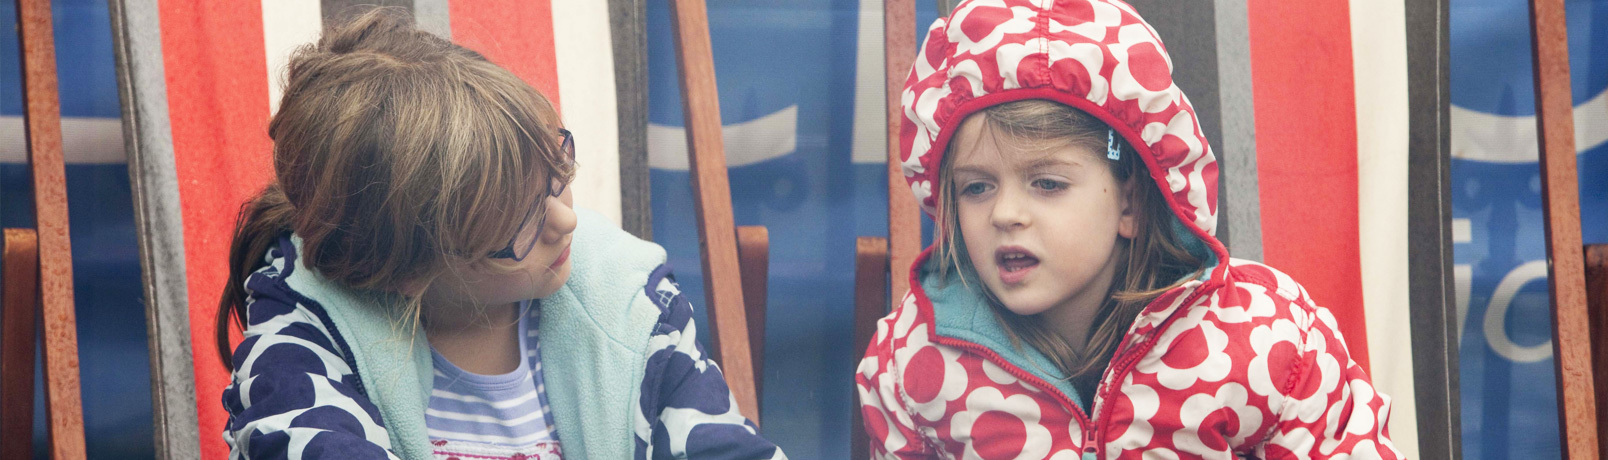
left=15, top=0, right=87, bottom=457
left=736, top=225, right=769, bottom=405
left=2, top=229, right=39, bottom=455
left=1529, top=0, right=1597, bottom=457
left=850, top=236, right=890, bottom=460
left=1587, top=244, right=1608, bottom=458
left=667, top=0, right=760, bottom=424
left=885, top=0, right=921, bottom=305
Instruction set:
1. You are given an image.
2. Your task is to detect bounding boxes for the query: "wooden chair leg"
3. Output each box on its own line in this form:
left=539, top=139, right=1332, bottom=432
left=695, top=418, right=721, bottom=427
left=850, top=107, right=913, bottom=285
left=884, top=0, right=921, bottom=310
left=1587, top=244, right=1608, bottom=458
left=16, top=0, right=87, bottom=456
left=668, top=0, right=759, bottom=423
left=2, top=229, right=39, bottom=455
left=855, top=0, right=918, bottom=456
left=1528, top=0, right=1597, bottom=456
left=850, top=237, right=890, bottom=460
left=736, top=225, right=768, bottom=411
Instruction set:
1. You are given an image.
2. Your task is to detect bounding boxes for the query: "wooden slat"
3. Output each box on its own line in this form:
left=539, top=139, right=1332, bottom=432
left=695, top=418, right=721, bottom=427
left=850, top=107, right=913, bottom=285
left=15, top=0, right=88, bottom=457
left=736, top=225, right=768, bottom=407
left=2, top=229, right=39, bottom=455
left=666, top=0, right=760, bottom=424
left=1588, top=244, right=1608, bottom=458
left=1529, top=0, right=1597, bottom=457
left=885, top=0, right=921, bottom=306
left=850, top=237, right=890, bottom=460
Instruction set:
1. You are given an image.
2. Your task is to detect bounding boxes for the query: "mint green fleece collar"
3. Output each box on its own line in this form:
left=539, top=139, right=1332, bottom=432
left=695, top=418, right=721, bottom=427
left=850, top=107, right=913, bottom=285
left=281, top=208, right=665, bottom=459
left=281, top=237, right=436, bottom=459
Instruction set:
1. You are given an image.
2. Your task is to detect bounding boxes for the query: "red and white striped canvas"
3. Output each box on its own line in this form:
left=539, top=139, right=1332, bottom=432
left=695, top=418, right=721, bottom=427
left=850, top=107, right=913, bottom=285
left=1246, top=0, right=1419, bottom=456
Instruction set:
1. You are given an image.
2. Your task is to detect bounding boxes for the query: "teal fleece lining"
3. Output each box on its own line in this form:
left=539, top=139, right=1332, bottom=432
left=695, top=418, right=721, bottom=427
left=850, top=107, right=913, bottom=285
left=922, top=218, right=1219, bottom=413
left=1170, top=219, right=1217, bottom=281
left=282, top=208, right=665, bottom=459
left=921, top=262, right=1087, bottom=412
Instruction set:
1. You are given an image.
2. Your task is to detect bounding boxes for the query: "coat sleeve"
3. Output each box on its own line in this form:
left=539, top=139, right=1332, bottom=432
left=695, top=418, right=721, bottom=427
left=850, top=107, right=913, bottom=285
left=221, top=258, right=398, bottom=460
left=633, top=270, right=787, bottom=460
left=855, top=298, right=934, bottom=459
left=1258, top=306, right=1403, bottom=459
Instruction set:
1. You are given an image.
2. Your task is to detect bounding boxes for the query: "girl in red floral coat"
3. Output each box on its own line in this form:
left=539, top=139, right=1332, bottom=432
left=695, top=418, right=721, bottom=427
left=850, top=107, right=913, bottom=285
left=855, top=0, right=1403, bottom=458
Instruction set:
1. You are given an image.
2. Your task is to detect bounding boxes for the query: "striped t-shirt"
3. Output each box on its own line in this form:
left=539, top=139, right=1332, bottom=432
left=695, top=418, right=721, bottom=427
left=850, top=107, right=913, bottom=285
left=426, top=301, right=561, bottom=459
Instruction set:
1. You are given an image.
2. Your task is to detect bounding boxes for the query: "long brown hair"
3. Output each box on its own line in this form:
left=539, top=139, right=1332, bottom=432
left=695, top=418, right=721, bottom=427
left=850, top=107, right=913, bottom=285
left=933, top=99, right=1204, bottom=390
left=216, top=8, right=573, bottom=370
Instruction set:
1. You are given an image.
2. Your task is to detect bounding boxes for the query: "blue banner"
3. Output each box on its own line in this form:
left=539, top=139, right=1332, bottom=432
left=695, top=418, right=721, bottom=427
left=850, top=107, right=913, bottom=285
left=1450, top=0, right=1608, bottom=458
left=645, top=1, right=937, bottom=457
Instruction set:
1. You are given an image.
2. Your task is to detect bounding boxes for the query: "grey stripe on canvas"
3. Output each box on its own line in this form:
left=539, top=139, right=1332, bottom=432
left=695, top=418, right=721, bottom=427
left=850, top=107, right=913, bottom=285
left=1405, top=0, right=1461, bottom=457
left=322, top=0, right=413, bottom=24
left=1127, top=0, right=1236, bottom=255
left=414, top=0, right=452, bottom=39
left=107, top=0, right=199, bottom=458
left=1211, top=0, right=1262, bottom=261
left=610, top=0, right=651, bottom=239
left=318, top=1, right=450, bottom=41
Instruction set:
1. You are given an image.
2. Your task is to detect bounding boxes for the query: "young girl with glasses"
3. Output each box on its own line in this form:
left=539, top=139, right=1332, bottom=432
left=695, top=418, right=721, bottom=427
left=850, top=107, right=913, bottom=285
left=856, top=0, right=1401, bottom=458
left=215, top=10, right=784, bottom=460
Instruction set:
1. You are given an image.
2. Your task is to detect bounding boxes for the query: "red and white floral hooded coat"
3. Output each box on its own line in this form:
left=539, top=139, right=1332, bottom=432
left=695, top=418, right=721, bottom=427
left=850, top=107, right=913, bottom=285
left=855, top=0, right=1403, bottom=458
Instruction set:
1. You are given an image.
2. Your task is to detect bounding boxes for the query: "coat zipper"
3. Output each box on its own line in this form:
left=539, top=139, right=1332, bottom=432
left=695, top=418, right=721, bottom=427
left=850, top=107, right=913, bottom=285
left=1089, top=283, right=1217, bottom=456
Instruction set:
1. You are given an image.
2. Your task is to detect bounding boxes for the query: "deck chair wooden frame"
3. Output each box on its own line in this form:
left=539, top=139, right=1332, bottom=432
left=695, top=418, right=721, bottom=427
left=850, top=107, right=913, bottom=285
left=3, top=229, right=41, bottom=455
left=1529, top=0, right=1599, bottom=457
left=1590, top=244, right=1608, bottom=458
left=2, top=0, right=88, bottom=457
left=667, top=0, right=769, bottom=424
left=850, top=0, right=924, bottom=457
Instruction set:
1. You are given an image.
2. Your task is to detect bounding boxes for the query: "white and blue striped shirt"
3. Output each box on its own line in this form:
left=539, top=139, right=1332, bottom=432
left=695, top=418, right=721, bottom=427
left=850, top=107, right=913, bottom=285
left=425, top=301, right=561, bottom=459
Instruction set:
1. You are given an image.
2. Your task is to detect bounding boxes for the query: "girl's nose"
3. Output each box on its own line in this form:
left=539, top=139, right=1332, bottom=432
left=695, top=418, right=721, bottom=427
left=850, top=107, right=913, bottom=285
left=541, top=194, right=578, bottom=244
left=990, top=186, right=1030, bottom=229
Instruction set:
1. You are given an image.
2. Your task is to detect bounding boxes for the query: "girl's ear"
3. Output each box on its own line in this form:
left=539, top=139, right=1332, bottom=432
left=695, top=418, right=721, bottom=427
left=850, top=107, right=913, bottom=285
left=1117, top=176, right=1139, bottom=240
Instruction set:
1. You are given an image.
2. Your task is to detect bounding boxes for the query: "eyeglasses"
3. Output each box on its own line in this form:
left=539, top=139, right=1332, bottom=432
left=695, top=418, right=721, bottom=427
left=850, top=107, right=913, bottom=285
left=490, top=128, right=575, bottom=261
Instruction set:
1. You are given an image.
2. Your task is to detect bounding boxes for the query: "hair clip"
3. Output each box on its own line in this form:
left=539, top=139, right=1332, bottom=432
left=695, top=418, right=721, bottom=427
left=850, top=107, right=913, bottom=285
left=1107, top=129, right=1121, bottom=161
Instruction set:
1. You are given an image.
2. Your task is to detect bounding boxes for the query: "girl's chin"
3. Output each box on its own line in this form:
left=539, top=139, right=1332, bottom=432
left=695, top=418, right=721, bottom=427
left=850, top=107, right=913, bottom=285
left=534, top=271, right=572, bottom=299
left=995, top=297, right=1056, bottom=317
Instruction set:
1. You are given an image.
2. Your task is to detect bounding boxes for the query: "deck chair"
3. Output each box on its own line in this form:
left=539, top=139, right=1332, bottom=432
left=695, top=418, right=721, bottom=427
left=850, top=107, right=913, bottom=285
left=107, top=0, right=762, bottom=456
left=2, top=0, right=88, bottom=457
left=1529, top=0, right=1602, bottom=457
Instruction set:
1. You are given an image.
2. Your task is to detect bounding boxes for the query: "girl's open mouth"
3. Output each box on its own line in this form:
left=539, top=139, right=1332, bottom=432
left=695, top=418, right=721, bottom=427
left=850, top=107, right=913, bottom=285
left=995, top=246, right=1039, bottom=285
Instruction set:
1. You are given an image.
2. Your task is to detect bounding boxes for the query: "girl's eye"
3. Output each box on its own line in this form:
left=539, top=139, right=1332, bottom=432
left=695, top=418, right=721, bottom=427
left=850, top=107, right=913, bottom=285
left=1032, top=179, right=1067, bottom=192
left=960, top=182, right=993, bottom=196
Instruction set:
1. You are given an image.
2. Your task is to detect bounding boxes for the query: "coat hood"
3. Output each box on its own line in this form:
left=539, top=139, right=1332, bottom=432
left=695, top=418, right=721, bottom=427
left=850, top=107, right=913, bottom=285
left=900, top=0, right=1228, bottom=268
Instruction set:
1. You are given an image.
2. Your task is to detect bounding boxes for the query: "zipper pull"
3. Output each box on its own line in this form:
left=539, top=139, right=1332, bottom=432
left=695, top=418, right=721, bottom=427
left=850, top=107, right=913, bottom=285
left=1083, top=429, right=1098, bottom=454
